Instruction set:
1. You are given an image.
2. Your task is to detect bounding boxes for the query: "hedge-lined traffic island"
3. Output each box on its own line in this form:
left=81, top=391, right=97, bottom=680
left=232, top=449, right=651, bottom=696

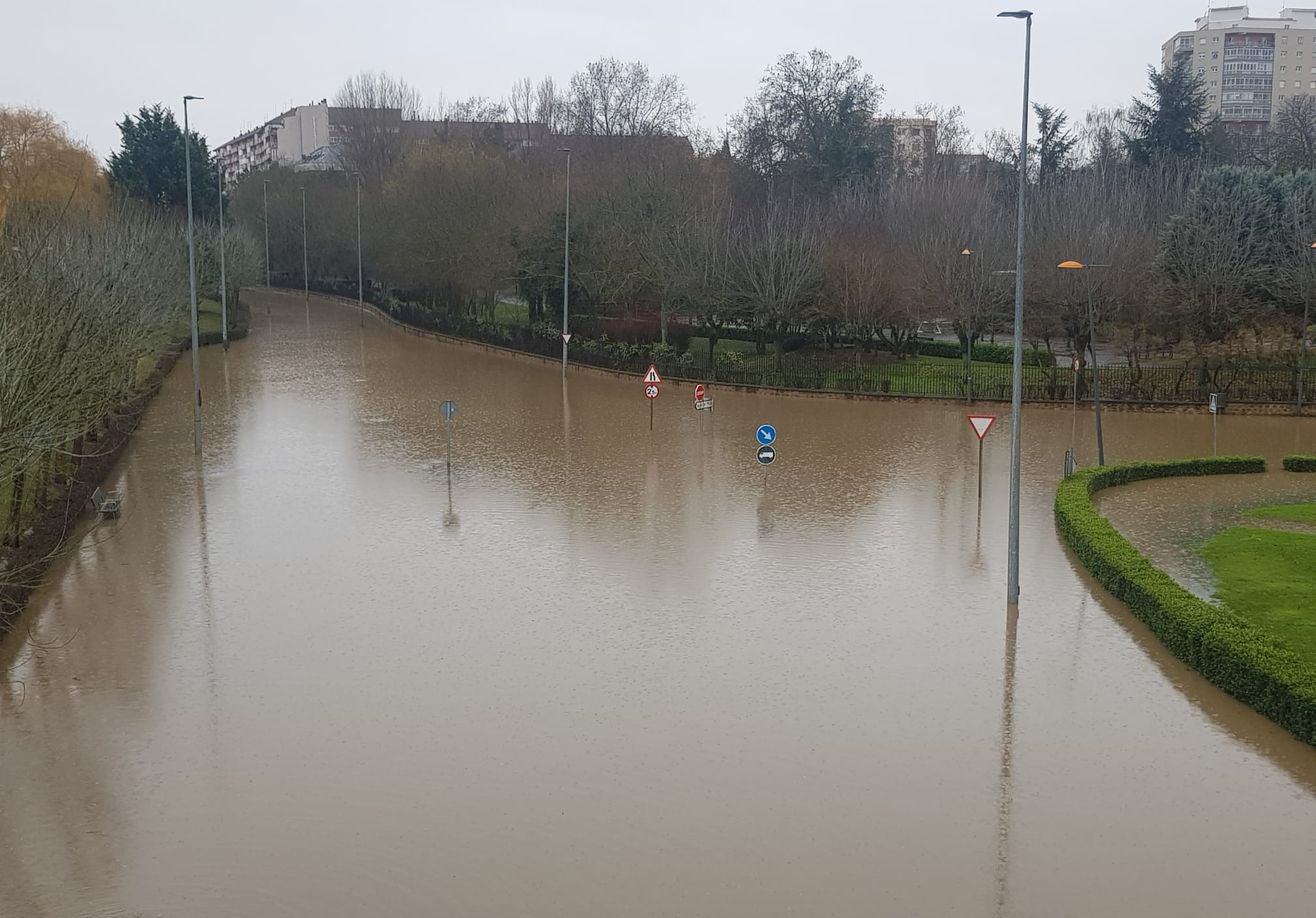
left=1284, top=455, right=1316, bottom=472
left=1055, top=457, right=1316, bottom=746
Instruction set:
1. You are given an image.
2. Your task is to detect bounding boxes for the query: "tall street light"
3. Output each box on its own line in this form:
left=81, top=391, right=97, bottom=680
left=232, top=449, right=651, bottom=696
left=561, top=148, right=572, bottom=372
left=183, top=94, right=204, bottom=454
left=300, top=186, right=309, bottom=305
left=355, top=172, right=364, bottom=327
left=999, top=9, right=1032, bottom=607
left=1059, top=260, right=1111, bottom=465
left=217, top=164, right=229, bottom=350
left=960, top=247, right=975, bottom=405
left=262, top=179, right=271, bottom=288
left=1301, top=241, right=1315, bottom=416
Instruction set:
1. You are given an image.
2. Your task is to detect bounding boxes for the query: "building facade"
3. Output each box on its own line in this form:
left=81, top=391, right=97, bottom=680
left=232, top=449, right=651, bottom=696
left=1163, top=6, right=1316, bottom=133
left=215, top=102, right=337, bottom=186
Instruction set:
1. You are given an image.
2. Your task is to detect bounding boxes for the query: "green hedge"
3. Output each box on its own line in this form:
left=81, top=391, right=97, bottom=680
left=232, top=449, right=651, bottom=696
left=1056, top=456, right=1316, bottom=746
left=911, top=339, right=1053, bottom=366
left=1283, top=454, right=1316, bottom=472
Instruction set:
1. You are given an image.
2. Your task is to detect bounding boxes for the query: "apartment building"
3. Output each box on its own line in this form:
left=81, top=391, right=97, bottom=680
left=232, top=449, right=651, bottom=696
left=886, top=117, right=938, bottom=174
left=1163, top=6, right=1316, bottom=133
left=215, top=102, right=341, bottom=186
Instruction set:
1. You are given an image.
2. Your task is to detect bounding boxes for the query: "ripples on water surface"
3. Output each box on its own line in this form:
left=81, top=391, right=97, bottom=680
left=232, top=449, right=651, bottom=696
left=2, top=291, right=1315, bottom=917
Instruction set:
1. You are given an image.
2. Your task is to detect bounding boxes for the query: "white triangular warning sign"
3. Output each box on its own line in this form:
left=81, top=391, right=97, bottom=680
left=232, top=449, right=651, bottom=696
left=968, top=415, right=996, bottom=441
left=643, top=364, right=662, bottom=384
left=561, top=332, right=573, bottom=344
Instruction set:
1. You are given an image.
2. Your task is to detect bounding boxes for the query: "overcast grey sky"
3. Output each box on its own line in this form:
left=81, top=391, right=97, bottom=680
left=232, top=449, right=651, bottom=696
left=8, top=0, right=1193, bottom=160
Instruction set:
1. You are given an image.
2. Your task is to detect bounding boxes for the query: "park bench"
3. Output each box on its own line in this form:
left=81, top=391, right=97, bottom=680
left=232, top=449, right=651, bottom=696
left=89, top=486, right=123, bottom=518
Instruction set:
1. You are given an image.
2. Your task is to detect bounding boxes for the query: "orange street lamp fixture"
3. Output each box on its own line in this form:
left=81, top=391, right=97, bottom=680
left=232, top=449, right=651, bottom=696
left=1057, top=259, right=1112, bottom=465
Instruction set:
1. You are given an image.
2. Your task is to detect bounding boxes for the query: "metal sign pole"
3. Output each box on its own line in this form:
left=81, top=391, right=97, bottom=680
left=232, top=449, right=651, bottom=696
left=978, top=437, right=985, bottom=505
left=649, top=399, right=654, bottom=432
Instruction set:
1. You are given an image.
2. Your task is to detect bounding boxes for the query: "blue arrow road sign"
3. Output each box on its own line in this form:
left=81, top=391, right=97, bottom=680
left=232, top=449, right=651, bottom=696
left=756, top=424, right=777, bottom=445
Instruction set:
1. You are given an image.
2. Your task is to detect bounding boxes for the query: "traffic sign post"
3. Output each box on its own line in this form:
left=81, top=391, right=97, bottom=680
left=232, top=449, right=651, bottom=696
left=693, top=383, right=713, bottom=413
left=756, top=425, right=777, bottom=446
left=968, top=414, right=997, bottom=505
left=440, top=400, right=458, bottom=488
left=645, top=381, right=659, bottom=430
left=1209, top=393, right=1219, bottom=454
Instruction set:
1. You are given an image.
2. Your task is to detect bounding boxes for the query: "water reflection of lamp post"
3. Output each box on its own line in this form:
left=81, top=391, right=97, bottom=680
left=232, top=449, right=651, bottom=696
left=217, top=163, right=228, bottom=350
left=1058, top=260, right=1111, bottom=466
left=998, top=8, right=1033, bottom=606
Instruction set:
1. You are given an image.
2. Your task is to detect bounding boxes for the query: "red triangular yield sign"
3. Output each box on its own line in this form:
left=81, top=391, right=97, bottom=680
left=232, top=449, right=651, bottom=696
left=643, top=364, right=662, bottom=384
left=562, top=332, right=573, bottom=344
left=967, top=415, right=996, bottom=441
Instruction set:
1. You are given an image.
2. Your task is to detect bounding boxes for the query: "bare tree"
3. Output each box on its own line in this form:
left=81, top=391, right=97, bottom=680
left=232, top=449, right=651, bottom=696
left=333, top=71, right=429, bottom=184
left=565, top=58, right=693, bottom=136
left=728, top=199, right=825, bottom=362
left=1273, top=95, right=1316, bottom=172
left=534, top=77, right=566, bottom=134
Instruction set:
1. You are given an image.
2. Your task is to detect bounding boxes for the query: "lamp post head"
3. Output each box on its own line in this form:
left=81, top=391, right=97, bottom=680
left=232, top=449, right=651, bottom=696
left=559, top=147, right=571, bottom=153
left=1309, top=241, right=1316, bottom=249
left=184, top=95, right=204, bottom=101
left=1058, top=260, right=1084, bottom=270
left=997, top=10, right=1032, bottom=19
left=961, top=248, right=974, bottom=256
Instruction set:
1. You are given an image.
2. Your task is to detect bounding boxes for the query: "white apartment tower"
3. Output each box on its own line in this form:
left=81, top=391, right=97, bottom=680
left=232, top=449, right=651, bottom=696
left=1164, top=6, right=1316, bottom=133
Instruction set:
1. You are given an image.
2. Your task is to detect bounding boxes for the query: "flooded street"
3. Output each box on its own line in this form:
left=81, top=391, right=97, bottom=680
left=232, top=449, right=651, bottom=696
left=3, top=290, right=1316, bottom=917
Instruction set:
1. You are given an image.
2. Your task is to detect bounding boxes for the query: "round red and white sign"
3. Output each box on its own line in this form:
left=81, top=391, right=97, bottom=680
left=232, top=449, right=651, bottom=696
left=694, top=384, right=706, bottom=401
left=645, top=384, right=660, bottom=400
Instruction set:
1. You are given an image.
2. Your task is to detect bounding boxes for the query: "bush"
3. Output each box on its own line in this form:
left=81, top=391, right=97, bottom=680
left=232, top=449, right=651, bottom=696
left=1055, top=456, right=1316, bottom=746
left=1284, top=454, right=1316, bottom=472
left=912, top=338, right=1052, bottom=366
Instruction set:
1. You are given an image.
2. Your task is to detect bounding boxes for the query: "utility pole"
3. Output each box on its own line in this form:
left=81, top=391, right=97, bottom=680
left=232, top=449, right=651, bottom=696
left=184, top=94, right=205, bottom=454
left=356, top=172, right=364, bottom=327
left=301, top=187, right=309, bottom=304
left=218, top=164, right=229, bottom=350
left=262, top=179, right=271, bottom=288
left=561, top=148, right=572, bottom=372
left=999, top=9, right=1033, bottom=607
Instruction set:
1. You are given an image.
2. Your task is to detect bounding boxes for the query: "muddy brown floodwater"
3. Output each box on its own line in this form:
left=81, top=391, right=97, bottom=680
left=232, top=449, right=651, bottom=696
left=3, top=290, right=1316, bottom=918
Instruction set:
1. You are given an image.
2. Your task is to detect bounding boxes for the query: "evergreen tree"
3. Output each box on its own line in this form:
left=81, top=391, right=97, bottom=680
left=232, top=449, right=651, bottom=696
left=107, top=103, right=219, bottom=216
left=1124, top=62, right=1218, bottom=167
left=1031, top=104, right=1077, bottom=186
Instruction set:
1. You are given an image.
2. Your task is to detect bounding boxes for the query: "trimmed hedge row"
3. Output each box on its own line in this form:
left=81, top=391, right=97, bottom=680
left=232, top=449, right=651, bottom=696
left=1056, top=456, right=1316, bottom=746
left=1284, top=454, right=1316, bottom=472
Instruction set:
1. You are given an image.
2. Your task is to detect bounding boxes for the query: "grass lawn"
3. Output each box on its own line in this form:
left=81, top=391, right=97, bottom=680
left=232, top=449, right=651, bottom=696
left=1201, top=508, right=1316, bottom=662
left=686, top=336, right=759, bottom=362
left=492, top=300, right=528, bottom=327
left=1247, top=502, right=1316, bottom=526
left=168, top=299, right=223, bottom=339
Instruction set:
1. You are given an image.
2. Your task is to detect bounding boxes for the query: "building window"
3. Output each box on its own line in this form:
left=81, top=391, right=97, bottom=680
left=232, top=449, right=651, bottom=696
left=1213, top=51, right=1219, bottom=59
left=1214, top=36, right=1220, bottom=42
left=1280, top=80, right=1287, bottom=88
left=1211, top=94, right=1218, bottom=101
left=1212, top=65, right=1219, bottom=71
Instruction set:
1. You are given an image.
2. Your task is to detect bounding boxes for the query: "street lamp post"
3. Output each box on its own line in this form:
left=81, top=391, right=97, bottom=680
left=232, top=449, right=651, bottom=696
left=183, top=94, right=204, bottom=454
left=1052, top=259, right=1105, bottom=460
left=217, top=164, right=229, bottom=350
left=300, top=186, right=309, bottom=304
left=355, top=172, right=364, bottom=327
left=561, top=148, right=572, bottom=372
left=960, top=247, right=975, bottom=405
left=262, top=179, right=271, bottom=288
left=1301, top=242, right=1315, bottom=415
left=999, top=9, right=1033, bottom=606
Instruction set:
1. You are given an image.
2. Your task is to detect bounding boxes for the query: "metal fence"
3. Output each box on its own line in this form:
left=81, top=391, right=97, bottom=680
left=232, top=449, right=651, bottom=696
left=320, top=286, right=1308, bottom=408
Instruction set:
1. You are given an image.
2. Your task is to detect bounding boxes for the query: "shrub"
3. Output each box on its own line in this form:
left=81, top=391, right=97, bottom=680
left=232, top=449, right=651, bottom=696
left=1283, top=454, right=1316, bottom=472
left=1055, top=456, right=1316, bottom=746
left=912, top=339, right=1052, bottom=366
